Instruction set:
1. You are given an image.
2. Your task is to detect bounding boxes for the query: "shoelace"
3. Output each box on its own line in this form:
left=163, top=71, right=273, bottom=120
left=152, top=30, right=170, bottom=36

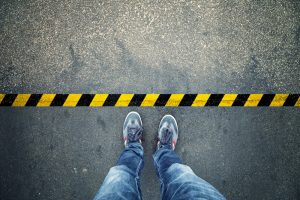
left=127, top=125, right=143, bottom=142
left=160, top=127, right=172, bottom=144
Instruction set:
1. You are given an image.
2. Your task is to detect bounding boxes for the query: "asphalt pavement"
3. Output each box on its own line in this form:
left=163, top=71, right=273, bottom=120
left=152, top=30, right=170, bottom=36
left=0, top=1, right=299, bottom=199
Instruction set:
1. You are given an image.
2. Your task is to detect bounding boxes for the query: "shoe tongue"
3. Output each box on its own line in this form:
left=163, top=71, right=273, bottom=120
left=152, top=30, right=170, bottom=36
left=160, top=127, right=172, bottom=144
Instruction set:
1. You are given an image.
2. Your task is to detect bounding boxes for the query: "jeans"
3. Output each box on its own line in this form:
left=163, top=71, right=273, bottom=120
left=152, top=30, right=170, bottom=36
left=93, top=142, right=226, bottom=200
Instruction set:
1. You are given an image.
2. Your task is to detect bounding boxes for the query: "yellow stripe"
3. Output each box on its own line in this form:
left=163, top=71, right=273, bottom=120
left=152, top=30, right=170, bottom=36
left=219, top=94, right=238, bottom=107
left=37, top=94, right=56, bottom=107
left=63, top=94, right=82, bottom=107
left=141, top=94, right=160, bottom=107
left=244, top=94, right=263, bottom=107
left=0, top=93, right=298, bottom=107
left=295, top=97, right=300, bottom=107
left=115, top=94, right=134, bottom=107
left=166, top=94, right=185, bottom=107
left=12, top=94, right=31, bottom=107
left=270, top=94, right=289, bottom=107
left=0, top=94, right=5, bottom=104
left=89, top=94, right=108, bottom=107
left=191, top=94, right=210, bottom=107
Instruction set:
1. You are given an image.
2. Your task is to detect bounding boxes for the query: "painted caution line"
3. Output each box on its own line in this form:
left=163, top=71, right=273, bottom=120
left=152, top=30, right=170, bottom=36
left=0, top=94, right=299, bottom=107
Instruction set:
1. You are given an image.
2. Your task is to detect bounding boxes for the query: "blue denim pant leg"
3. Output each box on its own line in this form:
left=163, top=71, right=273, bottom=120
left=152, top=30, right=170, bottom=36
left=153, top=145, right=226, bottom=200
left=94, top=142, right=144, bottom=200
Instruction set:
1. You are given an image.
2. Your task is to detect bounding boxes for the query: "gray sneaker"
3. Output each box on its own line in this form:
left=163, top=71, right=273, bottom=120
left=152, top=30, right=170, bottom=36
left=157, top=115, right=178, bottom=150
left=123, top=111, right=143, bottom=146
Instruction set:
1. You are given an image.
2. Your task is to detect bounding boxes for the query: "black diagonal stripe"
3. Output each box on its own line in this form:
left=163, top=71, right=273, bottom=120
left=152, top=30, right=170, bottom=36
left=103, top=94, right=121, bottom=106
left=283, top=94, right=299, bottom=106
left=258, top=94, right=275, bottom=106
left=77, top=94, right=95, bottom=106
left=205, top=94, right=224, bottom=106
left=128, top=94, right=146, bottom=106
left=154, top=94, right=171, bottom=106
left=0, top=94, right=17, bottom=106
left=25, top=94, right=42, bottom=106
left=232, top=94, right=250, bottom=106
left=179, top=94, right=197, bottom=106
left=50, top=94, right=69, bottom=106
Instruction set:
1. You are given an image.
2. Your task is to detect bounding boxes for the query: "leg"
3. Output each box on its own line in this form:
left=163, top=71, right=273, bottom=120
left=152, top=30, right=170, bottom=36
left=153, top=148, right=225, bottom=200
left=94, top=142, right=144, bottom=200
left=153, top=115, right=226, bottom=200
left=93, top=112, right=144, bottom=200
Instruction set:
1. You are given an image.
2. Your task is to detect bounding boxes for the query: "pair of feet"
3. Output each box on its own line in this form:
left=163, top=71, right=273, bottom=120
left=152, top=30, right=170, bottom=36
left=123, top=111, right=178, bottom=150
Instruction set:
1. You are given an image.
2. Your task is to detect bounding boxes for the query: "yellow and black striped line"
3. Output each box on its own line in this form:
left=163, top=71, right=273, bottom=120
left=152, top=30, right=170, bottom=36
left=0, top=94, right=299, bottom=107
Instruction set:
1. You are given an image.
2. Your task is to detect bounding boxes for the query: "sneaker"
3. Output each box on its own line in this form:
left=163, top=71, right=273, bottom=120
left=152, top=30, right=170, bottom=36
left=157, top=114, right=178, bottom=150
left=123, top=111, right=143, bottom=146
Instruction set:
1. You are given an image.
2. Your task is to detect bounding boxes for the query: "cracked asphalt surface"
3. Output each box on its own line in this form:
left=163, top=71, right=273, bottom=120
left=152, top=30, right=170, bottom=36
left=0, top=0, right=299, bottom=199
